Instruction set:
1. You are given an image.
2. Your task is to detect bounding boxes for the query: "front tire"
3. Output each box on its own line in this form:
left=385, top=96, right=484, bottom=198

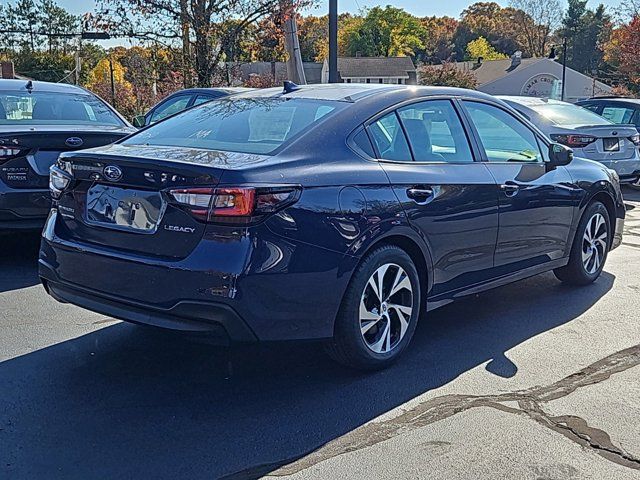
left=326, top=245, right=421, bottom=370
left=554, top=201, right=610, bottom=285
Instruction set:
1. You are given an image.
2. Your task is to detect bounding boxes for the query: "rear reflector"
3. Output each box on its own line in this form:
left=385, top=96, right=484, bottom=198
left=168, top=186, right=300, bottom=224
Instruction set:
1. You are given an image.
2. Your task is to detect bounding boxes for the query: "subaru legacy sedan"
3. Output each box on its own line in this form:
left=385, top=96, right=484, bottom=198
left=0, top=79, right=135, bottom=230
left=40, top=84, right=625, bottom=369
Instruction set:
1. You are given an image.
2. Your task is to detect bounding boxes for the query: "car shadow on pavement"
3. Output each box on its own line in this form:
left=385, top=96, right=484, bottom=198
left=0, top=232, right=41, bottom=293
left=0, top=264, right=615, bottom=479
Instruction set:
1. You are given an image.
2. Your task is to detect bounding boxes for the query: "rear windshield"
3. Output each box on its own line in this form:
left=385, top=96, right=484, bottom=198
left=0, top=91, right=125, bottom=126
left=529, top=103, right=612, bottom=126
left=123, top=98, right=346, bottom=155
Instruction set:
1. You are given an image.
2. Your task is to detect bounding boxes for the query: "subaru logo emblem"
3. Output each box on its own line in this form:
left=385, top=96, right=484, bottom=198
left=65, top=137, right=84, bottom=147
left=103, top=165, right=123, bottom=182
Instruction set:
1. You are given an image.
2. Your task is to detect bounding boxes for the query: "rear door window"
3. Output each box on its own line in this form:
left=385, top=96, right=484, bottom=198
left=367, top=112, right=412, bottom=161
left=464, top=101, right=543, bottom=163
left=397, top=100, right=473, bottom=162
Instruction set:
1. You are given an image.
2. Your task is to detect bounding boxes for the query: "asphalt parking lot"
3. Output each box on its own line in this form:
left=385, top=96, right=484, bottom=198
left=1, top=190, right=639, bottom=480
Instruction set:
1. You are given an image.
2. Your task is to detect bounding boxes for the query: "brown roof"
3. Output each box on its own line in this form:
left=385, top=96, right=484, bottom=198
left=450, top=58, right=543, bottom=86
left=337, top=56, right=416, bottom=78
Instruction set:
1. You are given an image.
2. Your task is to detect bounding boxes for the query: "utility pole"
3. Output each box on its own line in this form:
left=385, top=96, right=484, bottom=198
left=561, top=37, right=567, bottom=102
left=283, top=2, right=306, bottom=84
left=180, top=0, right=191, bottom=88
left=109, top=57, right=116, bottom=109
left=328, top=0, right=338, bottom=83
left=74, top=37, right=81, bottom=85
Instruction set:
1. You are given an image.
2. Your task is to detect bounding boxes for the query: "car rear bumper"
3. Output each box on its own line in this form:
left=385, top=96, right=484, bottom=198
left=0, top=181, right=50, bottom=229
left=39, top=263, right=257, bottom=344
left=39, top=210, right=353, bottom=342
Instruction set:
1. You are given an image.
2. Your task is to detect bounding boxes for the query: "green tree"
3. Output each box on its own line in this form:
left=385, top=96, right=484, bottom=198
left=465, top=36, right=508, bottom=60
left=341, top=6, right=426, bottom=57
left=453, top=2, right=523, bottom=60
left=560, top=1, right=612, bottom=75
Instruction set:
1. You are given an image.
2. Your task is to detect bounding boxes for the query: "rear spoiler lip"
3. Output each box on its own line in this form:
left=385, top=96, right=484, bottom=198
left=557, top=124, right=639, bottom=136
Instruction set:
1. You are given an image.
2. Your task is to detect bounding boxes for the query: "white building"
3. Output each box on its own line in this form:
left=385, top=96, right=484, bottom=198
left=321, top=57, right=418, bottom=85
left=447, top=54, right=612, bottom=102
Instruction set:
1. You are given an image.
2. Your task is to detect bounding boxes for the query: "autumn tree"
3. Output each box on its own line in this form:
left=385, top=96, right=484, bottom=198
left=418, top=16, right=458, bottom=64
left=95, top=0, right=283, bottom=87
left=465, top=36, right=508, bottom=61
left=85, top=56, right=137, bottom=117
left=298, top=15, right=329, bottom=62
left=418, top=62, right=477, bottom=89
left=510, top=0, right=563, bottom=57
left=604, top=16, right=640, bottom=92
left=454, top=2, right=522, bottom=59
left=340, top=6, right=426, bottom=57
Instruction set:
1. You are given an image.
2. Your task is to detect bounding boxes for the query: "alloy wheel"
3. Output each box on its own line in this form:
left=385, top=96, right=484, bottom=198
left=359, top=263, right=413, bottom=354
left=582, top=213, right=607, bottom=274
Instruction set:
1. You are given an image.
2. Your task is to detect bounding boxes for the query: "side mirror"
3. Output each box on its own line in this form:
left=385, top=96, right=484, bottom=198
left=132, top=115, right=147, bottom=128
left=547, top=142, right=573, bottom=168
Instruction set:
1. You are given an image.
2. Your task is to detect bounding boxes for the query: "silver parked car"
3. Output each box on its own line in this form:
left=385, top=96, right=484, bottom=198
left=500, top=96, right=640, bottom=186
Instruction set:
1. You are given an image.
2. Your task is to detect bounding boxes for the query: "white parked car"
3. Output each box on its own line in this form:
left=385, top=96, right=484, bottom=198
left=500, top=96, right=640, bottom=187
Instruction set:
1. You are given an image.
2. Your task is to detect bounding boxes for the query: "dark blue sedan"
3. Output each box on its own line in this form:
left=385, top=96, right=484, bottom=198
left=40, top=84, right=625, bottom=369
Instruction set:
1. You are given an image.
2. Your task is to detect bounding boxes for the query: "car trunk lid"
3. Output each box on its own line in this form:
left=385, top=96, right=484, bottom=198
left=0, top=125, right=133, bottom=189
left=54, top=144, right=268, bottom=259
left=567, top=124, right=639, bottom=161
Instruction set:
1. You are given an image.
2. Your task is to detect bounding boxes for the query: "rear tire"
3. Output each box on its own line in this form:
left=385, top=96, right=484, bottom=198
left=325, top=245, right=421, bottom=370
left=554, top=201, right=610, bottom=286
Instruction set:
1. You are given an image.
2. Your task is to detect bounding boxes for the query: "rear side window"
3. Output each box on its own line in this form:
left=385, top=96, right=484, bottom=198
left=464, top=101, right=543, bottom=163
left=125, top=98, right=344, bottom=155
left=0, top=91, right=124, bottom=126
left=150, top=95, right=191, bottom=123
left=367, top=112, right=412, bottom=161
left=397, top=100, right=473, bottom=162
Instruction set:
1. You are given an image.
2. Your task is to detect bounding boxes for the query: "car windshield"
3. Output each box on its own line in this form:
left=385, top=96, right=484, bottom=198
left=0, top=91, right=125, bottom=126
left=123, top=97, right=345, bottom=155
left=529, top=103, right=612, bottom=126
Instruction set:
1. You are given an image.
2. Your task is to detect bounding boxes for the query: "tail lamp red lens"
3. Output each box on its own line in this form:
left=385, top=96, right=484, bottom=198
left=168, top=186, right=299, bottom=223
left=550, top=134, right=597, bottom=148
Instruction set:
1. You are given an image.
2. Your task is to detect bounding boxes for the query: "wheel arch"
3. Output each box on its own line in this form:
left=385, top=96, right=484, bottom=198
left=343, top=226, right=435, bottom=306
left=586, top=190, right=617, bottom=248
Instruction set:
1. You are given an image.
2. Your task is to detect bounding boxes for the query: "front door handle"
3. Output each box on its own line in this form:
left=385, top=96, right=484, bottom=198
left=407, top=187, right=435, bottom=205
left=500, top=182, right=520, bottom=197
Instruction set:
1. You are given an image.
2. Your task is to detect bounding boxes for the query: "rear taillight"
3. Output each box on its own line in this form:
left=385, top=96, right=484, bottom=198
left=630, top=134, right=640, bottom=146
left=168, top=186, right=300, bottom=224
left=550, top=134, right=597, bottom=148
left=0, top=146, right=27, bottom=164
left=49, top=165, right=73, bottom=199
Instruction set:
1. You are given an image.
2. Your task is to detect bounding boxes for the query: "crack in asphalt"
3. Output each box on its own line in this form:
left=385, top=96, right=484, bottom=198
left=220, top=344, right=640, bottom=479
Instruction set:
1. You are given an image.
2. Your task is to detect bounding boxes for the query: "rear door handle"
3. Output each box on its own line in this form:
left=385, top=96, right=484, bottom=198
left=407, top=187, right=435, bottom=204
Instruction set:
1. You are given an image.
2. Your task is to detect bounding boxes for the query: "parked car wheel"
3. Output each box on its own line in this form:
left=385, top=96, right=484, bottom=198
left=326, top=245, right=421, bottom=370
left=554, top=201, right=610, bottom=285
